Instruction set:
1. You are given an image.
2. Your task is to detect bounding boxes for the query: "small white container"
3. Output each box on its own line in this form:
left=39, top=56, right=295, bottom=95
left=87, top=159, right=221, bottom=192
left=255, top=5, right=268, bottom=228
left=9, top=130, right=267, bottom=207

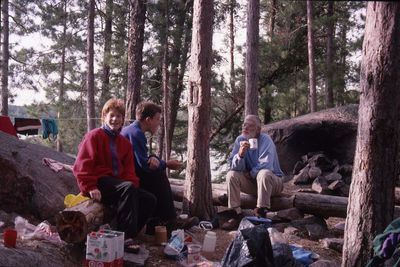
left=202, top=231, right=216, bottom=252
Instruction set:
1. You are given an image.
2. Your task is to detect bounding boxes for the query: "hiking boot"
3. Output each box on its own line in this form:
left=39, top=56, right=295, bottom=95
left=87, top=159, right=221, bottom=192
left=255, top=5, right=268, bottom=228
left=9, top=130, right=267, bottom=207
left=253, top=207, right=267, bottom=218
left=166, top=216, right=200, bottom=233
left=221, top=212, right=243, bottom=231
left=217, top=194, right=228, bottom=205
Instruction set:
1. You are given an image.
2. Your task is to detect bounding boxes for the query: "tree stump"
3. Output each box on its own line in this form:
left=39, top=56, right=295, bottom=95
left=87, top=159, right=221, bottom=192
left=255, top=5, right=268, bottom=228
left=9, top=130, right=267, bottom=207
left=55, top=200, right=105, bottom=244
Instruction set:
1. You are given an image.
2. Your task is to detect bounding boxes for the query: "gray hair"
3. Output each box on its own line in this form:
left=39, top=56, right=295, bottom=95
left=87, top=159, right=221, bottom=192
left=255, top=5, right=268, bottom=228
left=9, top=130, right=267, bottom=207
left=244, top=115, right=261, bottom=128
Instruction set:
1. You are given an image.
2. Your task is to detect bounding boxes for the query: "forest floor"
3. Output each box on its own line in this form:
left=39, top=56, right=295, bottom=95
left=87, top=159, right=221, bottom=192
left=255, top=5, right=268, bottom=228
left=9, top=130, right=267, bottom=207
left=133, top=179, right=344, bottom=266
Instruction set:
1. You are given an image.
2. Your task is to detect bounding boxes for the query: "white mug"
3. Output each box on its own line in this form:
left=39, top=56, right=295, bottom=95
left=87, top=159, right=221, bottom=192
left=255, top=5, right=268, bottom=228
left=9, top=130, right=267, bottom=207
left=249, top=138, right=258, bottom=149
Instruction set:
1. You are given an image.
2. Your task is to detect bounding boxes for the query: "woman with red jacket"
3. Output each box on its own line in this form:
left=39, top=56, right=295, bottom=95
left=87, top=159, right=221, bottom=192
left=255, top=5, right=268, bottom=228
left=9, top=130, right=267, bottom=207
left=73, top=98, right=156, bottom=238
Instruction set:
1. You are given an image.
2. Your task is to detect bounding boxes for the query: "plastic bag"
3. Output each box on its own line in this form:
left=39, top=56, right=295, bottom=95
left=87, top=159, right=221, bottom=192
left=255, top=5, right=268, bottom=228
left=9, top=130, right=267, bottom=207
left=23, top=220, right=64, bottom=245
left=164, top=229, right=186, bottom=258
left=268, top=227, right=287, bottom=245
left=221, top=217, right=275, bottom=267
left=64, top=193, right=90, bottom=208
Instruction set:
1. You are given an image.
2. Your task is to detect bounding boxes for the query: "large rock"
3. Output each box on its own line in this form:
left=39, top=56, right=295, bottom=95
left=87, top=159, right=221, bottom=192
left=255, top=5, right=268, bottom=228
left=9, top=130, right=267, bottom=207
left=0, top=131, right=78, bottom=221
left=263, top=105, right=358, bottom=174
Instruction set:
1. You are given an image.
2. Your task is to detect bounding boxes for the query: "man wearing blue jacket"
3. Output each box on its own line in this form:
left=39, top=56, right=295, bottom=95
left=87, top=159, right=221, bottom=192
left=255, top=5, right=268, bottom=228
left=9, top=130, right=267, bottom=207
left=222, top=114, right=284, bottom=230
left=121, top=101, right=197, bottom=231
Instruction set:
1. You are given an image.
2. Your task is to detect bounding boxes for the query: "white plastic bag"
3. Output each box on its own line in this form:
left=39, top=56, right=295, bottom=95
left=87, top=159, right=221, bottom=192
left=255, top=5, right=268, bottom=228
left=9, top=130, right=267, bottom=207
left=268, top=227, right=287, bottom=245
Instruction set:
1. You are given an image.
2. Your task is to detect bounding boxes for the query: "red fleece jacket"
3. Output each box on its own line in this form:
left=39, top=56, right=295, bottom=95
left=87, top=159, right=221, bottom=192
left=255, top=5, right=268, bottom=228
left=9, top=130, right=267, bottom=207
left=73, top=128, right=140, bottom=196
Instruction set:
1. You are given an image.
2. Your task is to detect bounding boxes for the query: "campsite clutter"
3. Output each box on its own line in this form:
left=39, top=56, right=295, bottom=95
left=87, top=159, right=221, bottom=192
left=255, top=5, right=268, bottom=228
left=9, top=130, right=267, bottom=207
left=0, top=115, right=58, bottom=140
left=0, top=151, right=346, bottom=266
left=1, top=125, right=363, bottom=266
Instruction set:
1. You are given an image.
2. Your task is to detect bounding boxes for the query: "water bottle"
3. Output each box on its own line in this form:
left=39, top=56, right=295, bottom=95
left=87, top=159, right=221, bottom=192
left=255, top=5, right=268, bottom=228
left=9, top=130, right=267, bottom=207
left=202, top=231, right=216, bottom=252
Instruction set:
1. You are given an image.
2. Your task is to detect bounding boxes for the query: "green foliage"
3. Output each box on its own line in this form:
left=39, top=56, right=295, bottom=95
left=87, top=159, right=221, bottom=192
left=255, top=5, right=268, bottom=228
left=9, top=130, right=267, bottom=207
left=5, top=0, right=365, bottom=182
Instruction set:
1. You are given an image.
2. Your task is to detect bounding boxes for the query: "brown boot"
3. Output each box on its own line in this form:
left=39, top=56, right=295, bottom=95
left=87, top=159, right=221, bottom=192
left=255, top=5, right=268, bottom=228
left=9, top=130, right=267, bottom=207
left=221, top=212, right=243, bottom=231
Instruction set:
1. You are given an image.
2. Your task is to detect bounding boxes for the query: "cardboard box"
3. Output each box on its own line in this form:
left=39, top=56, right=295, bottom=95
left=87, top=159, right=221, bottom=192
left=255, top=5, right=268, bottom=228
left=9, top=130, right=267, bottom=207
left=85, top=231, right=116, bottom=267
left=100, top=230, right=124, bottom=267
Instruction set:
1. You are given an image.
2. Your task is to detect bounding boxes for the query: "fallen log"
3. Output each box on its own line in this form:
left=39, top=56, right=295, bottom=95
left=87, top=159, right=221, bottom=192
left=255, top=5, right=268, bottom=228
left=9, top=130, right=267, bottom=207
left=170, top=178, right=400, bottom=218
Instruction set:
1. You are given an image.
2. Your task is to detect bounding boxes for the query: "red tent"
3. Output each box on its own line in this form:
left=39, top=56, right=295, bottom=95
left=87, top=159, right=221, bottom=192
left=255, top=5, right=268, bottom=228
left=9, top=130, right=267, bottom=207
left=0, top=116, right=18, bottom=137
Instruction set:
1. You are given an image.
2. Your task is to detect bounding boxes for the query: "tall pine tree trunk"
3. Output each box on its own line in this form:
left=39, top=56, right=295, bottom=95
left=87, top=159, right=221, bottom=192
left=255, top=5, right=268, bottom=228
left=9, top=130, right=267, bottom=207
left=1, top=0, right=9, bottom=116
left=342, top=2, right=400, bottom=266
left=245, top=0, right=260, bottom=116
left=307, top=0, right=317, bottom=113
left=337, top=21, right=347, bottom=106
left=184, top=0, right=214, bottom=220
left=100, top=0, right=113, bottom=108
left=325, top=1, right=334, bottom=108
left=57, top=0, right=68, bottom=152
left=166, top=1, right=192, bottom=159
left=229, top=0, right=236, bottom=100
left=162, top=0, right=170, bottom=162
left=263, top=0, right=276, bottom=124
left=126, top=0, right=146, bottom=122
left=86, top=0, right=96, bottom=131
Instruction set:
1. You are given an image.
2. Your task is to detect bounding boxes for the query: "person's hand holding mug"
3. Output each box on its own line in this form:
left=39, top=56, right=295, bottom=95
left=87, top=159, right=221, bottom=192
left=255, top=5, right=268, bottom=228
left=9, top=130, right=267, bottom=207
left=166, top=159, right=183, bottom=170
left=239, top=140, right=250, bottom=158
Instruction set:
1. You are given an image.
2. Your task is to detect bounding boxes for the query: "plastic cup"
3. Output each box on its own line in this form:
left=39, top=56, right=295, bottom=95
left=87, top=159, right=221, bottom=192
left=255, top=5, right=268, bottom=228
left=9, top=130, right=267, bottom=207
left=155, top=226, right=167, bottom=245
left=4, top=228, right=17, bottom=248
left=187, top=244, right=202, bottom=265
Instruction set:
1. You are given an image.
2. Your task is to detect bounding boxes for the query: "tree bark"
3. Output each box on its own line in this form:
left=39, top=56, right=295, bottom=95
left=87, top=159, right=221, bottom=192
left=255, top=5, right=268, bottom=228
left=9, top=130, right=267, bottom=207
left=337, top=13, right=348, bottom=106
left=126, top=0, right=146, bottom=122
left=1, top=0, right=9, bottom=116
left=184, top=0, right=214, bottom=220
left=245, top=0, right=260, bottom=116
left=263, top=0, right=277, bottom=124
left=342, top=3, right=400, bottom=266
left=162, top=0, right=170, bottom=162
left=100, top=0, right=113, bottom=108
left=166, top=1, right=192, bottom=158
left=325, top=1, right=334, bottom=108
left=307, top=0, right=317, bottom=113
left=86, top=0, right=96, bottom=131
left=57, top=0, right=68, bottom=153
left=55, top=200, right=105, bottom=244
left=229, top=0, right=236, bottom=100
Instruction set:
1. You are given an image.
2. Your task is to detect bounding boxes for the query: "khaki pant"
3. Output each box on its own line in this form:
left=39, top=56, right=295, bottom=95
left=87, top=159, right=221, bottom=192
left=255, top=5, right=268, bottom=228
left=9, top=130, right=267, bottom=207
left=227, top=169, right=283, bottom=210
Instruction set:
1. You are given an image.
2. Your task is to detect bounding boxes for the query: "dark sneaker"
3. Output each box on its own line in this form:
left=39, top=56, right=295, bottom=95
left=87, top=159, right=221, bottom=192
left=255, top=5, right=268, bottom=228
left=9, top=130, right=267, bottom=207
left=176, top=216, right=199, bottom=230
left=166, top=216, right=200, bottom=232
left=254, top=207, right=267, bottom=218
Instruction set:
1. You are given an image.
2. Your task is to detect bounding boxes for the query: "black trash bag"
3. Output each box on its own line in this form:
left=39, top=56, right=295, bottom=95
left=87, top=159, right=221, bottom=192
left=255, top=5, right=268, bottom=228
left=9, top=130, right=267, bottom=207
left=272, top=243, right=304, bottom=267
left=221, top=217, right=275, bottom=267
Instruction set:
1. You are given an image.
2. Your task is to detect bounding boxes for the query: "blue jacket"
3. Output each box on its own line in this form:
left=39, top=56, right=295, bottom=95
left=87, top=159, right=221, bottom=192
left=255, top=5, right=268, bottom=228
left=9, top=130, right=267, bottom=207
left=121, top=121, right=166, bottom=175
left=229, top=133, right=284, bottom=178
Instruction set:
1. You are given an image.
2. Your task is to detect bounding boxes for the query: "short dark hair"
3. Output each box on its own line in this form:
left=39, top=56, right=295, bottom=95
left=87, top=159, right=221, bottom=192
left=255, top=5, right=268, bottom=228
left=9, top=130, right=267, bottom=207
left=135, top=101, right=162, bottom=121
